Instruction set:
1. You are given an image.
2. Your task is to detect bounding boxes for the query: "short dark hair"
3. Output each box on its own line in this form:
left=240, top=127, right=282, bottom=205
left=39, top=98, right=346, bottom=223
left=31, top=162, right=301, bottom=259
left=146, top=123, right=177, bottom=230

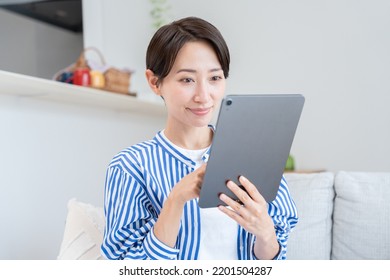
left=146, top=17, right=230, bottom=85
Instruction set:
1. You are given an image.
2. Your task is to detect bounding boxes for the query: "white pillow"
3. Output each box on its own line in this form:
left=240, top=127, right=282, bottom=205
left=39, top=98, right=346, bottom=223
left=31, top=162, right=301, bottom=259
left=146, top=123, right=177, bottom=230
left=332, top=171, right=390, bottom=260
left=284, top=172, right=335, bottom=259
left=57, top=198, right=105, bottom=260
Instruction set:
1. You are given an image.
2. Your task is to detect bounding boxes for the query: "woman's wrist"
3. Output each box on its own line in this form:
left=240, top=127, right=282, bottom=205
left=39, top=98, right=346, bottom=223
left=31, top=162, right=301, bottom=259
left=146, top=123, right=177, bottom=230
left=167, top=188, right=187, bottom=207
left=253, top=229, right=280, bottom=260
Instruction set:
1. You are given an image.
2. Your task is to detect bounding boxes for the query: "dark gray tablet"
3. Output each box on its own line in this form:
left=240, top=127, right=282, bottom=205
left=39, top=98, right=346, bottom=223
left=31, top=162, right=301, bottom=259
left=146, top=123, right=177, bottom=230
left=198, top=94, right=305, bottom=208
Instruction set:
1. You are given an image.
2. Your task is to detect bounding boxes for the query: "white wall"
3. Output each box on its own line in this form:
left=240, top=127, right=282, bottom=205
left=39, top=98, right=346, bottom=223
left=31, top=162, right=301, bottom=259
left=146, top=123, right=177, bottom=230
left=0, top=92, right=165, bottom=259
left=83, top=0, right=390, bottom=172
left=0, top=8, right=83, bottom=79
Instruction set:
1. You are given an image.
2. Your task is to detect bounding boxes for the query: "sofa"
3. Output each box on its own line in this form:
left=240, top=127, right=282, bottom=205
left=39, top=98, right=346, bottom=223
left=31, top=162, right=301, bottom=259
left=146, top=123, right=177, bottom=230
left=57, top=171, right=390, bottom=260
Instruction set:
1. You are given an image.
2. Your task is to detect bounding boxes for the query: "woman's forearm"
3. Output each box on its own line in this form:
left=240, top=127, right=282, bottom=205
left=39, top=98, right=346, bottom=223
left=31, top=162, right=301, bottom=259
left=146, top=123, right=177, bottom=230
left=153, top=194, right=185, bottom=248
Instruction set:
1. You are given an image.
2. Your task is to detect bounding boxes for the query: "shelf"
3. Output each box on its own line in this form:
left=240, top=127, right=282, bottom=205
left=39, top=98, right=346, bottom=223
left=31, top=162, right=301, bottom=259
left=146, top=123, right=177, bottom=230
left=0, top=70, right=166, bottom=116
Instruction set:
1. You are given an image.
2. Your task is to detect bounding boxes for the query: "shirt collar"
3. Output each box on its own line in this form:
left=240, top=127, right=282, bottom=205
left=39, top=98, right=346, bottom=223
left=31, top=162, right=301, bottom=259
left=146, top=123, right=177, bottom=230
left=154, top=131, right=195, bottom=167
left=154, top=124, right=215, bottom=168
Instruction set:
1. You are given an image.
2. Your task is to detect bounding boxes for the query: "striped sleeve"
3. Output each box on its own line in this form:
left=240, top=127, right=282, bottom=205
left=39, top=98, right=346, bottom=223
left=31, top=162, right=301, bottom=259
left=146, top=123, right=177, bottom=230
left=267, top=175, right=298, bottom=260
left=238, top=175, right=298, bottom=260
left=101, top=157, right=179, bottom=260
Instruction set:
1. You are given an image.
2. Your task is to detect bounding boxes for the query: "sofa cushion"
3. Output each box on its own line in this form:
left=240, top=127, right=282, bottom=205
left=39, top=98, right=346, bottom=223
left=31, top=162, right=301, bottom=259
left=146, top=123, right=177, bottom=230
left=332, top=171, right=390, bottom=260
left=57, top=198, right=105, bottom=260
left=284, top=172, right=335, bottom=259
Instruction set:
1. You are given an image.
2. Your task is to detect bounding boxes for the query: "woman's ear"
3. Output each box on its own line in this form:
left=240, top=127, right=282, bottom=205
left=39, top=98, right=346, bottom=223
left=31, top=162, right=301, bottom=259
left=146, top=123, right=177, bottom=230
left=145, top=69, right=161, bottom=96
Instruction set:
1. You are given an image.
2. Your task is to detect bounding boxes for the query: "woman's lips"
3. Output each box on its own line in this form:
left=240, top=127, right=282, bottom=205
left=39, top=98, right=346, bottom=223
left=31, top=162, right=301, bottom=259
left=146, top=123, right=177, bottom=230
left=189, top=107, right=211, bottom=116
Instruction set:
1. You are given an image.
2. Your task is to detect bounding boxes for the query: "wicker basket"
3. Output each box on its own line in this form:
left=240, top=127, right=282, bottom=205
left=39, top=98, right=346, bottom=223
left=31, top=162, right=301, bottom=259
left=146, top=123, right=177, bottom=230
left=54, top=47, right=135, bottom=96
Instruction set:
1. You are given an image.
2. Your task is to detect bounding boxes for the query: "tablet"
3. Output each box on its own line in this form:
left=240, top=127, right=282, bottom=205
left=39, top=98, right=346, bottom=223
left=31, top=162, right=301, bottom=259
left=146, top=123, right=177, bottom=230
left=198, top=94, right=305, bottom=208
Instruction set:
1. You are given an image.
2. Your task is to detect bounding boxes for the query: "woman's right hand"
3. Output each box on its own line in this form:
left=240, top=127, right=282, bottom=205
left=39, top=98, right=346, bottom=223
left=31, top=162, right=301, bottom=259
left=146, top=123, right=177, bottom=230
left=154, top=164, right=207, bottom=248
left=169, top=164, right=207, bottom=205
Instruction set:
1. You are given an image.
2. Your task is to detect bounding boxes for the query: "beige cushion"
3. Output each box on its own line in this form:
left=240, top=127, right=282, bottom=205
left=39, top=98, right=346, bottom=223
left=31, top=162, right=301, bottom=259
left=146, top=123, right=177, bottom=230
left=284, top=172, right=335, bottom=259
left=332, top=172, right=390, bottom=259
left=57, top=198, right=105, bottom=260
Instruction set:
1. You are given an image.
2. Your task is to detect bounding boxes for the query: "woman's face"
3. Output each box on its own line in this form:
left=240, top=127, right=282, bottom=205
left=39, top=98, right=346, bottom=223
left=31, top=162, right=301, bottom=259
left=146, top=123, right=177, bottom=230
left=157, top=41, right=226, bottom=129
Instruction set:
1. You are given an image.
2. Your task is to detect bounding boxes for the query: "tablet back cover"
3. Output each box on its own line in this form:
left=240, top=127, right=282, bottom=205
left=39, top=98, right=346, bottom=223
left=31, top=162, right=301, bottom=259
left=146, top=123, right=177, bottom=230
left=198, top=94, right=305, bottom=208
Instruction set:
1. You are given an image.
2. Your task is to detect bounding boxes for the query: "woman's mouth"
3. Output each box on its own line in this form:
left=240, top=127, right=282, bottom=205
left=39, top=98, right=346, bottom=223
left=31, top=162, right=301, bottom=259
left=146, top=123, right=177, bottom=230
left=189, top=107, right=212, bottom=116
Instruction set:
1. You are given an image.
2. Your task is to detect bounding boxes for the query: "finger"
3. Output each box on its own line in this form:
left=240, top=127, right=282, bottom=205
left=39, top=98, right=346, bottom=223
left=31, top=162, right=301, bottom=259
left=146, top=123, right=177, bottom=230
left=238, top=176, right=266, bottom=204
left=218, top=192, right=250, bottom=221
left=218, top=204, right=245, bottom=224
left=194, top=165, right=206, bottom=184
left=219, top=192, right=246, bottom=213
left=219, top=191, right=258, bottom=225
left=226, top=180, right=253, bottom=206
left=196, top=164, right=207, bottom=177
left=226, top=179, right=264, bottom=218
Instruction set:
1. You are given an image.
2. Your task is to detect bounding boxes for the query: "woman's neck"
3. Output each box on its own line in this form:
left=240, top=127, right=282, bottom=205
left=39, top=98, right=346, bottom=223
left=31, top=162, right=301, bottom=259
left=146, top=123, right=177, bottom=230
left=163, top=125, right=212, bottom=150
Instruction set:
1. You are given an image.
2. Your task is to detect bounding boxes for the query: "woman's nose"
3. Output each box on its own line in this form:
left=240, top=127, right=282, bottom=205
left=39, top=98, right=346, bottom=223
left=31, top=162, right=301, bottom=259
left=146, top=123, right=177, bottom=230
left=194, top=82, right=210, bottom=103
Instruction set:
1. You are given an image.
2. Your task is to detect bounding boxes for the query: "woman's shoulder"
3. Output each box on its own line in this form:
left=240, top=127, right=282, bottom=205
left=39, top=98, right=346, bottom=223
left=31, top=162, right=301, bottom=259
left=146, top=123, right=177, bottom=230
left=122, top=138, right=159, bottom=154
left=108, top=138, right=159, bottom=170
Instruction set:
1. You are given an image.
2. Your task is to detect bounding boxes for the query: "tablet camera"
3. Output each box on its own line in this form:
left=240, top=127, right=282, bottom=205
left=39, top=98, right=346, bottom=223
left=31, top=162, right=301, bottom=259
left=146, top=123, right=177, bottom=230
left=226, top=99, right=233, bottom=106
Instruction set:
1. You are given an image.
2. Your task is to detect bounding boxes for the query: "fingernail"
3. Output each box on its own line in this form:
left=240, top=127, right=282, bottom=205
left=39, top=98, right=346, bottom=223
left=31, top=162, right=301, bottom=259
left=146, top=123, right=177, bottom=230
left=240, top=175, right=247, bottom=182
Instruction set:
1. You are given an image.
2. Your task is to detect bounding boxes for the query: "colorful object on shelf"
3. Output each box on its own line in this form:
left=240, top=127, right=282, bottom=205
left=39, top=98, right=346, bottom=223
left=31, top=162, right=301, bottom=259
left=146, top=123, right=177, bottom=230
left=73, top=68, right=91, bottom=86
left=57, top=71, right=73, bottom=83
left=90, top=70, right=105, bottom=89
left=52, top=47, right=136, bottom=96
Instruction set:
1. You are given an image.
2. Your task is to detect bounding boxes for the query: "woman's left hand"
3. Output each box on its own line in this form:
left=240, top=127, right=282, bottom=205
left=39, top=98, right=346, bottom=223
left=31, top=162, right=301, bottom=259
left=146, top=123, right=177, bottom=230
left=218, top=176, right=280, bottom=259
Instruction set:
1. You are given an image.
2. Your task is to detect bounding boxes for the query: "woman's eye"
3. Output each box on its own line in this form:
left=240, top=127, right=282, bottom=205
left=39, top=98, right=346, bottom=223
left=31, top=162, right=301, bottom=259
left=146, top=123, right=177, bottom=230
left=211, top=76, right=222, bottom=81
left=181, top=78, right=194, bottom=83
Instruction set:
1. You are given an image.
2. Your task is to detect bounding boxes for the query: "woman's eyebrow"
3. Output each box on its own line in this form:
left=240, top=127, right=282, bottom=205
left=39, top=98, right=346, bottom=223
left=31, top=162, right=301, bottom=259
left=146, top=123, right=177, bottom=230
left=176, top=68, right=223, bottom=74
left=176, top=69, right=196, bottom=74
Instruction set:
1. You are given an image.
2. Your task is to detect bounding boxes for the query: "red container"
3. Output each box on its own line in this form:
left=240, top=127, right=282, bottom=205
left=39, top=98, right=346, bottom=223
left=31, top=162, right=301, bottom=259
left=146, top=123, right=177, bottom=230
left=73, top=68, right=91, bottom=86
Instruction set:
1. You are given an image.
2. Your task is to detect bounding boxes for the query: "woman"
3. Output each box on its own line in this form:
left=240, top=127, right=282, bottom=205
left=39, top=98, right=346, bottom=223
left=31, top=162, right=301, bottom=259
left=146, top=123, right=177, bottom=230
left=101, top=16, right=298, bottom=260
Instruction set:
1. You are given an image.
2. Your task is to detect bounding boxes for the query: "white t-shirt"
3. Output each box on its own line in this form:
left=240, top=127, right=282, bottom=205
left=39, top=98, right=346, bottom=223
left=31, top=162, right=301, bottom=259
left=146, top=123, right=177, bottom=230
left=161, top=131, right=238, bottom=259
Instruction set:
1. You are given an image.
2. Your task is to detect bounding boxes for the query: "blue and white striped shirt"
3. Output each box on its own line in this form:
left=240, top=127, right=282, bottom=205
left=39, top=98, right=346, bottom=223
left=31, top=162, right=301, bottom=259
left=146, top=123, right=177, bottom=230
left=101, top=131, right=298, bottom=260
